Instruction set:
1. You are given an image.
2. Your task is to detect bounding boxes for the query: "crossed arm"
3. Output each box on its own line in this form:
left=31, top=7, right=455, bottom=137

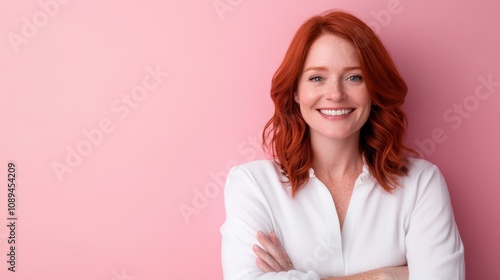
left=221, top=164, right=464, bottom=280
left=253, top=231, right=408, bottom=280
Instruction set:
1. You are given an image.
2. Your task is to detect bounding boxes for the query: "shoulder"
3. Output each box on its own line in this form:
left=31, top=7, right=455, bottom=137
left=232, top=159, right=280, bottom=171
left=406, top=157, right=442, bottom=178
left=224, top=159, right=290, bottom=200
left=400, top=157, right=449, bottom=197
left=407, top=157, right=436, bottom=170
left=228, top=159, right=284, bottom=182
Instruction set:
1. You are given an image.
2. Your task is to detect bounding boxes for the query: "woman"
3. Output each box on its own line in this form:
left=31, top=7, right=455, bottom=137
left=220, top=10, right=464, bottom=280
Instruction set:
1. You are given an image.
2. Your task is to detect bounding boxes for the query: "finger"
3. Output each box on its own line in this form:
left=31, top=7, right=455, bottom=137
left=269, top=231, right=294, bottom=270
left=256, top=231, right=292, bottom=271
left=256, top=257, right=275, bottom=272
left=256, top=231, right=277, bottom=256
left=253, top=244, right=282, bottom=272
left=257, top=231, right=281, bottom=257
left=269, top=231, right=279, bottom=243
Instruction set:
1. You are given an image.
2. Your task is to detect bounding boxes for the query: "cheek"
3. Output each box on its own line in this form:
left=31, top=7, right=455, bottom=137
left=362, top=101, right=372, bottom=123
left=296, top=81, right=319, bottom=103
left=296, top=89, right=320, bottom=107
left=358, top=90, right=372, bottom=107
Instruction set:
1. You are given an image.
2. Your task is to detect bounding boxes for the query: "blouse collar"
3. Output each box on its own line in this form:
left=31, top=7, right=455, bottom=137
left=308, top=157, right=371, bottom=180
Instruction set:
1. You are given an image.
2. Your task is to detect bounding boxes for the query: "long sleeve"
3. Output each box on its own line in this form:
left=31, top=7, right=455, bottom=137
left=220, top=166, right=321, bottom=280
left=405, top=164, right=465, bottom=279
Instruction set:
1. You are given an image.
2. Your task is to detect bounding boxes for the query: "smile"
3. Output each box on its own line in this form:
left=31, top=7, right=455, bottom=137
left=319, top=109, right=353, bottom=116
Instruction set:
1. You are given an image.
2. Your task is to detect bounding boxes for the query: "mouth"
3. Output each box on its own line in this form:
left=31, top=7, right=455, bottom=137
left=318, top=109, right=354, bottom=116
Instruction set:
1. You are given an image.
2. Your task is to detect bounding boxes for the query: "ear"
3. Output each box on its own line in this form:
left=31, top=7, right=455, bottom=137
left=293, top=91, right=299, bottom=103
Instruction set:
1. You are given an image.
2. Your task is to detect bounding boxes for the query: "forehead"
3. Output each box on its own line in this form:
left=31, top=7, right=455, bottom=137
left=304, top=34, right=360, bottom=67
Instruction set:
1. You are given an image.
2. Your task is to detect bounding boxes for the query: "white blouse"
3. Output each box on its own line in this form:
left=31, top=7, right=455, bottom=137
left=220, top=158, right=464, bottom=280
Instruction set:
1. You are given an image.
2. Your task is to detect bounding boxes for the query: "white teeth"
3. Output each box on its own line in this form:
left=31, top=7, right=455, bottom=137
left=320, top=109, right=353, bottom=116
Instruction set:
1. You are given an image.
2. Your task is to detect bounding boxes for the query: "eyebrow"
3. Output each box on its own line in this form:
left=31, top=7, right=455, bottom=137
left=303, top=66, right=361, bottom=72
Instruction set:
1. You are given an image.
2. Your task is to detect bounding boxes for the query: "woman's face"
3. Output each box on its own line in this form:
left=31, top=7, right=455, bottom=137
left=295, top=33, right=371, bottom=143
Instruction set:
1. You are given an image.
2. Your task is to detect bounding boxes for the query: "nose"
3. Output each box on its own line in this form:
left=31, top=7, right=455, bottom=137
left=325, top=80, right=346, bottom=101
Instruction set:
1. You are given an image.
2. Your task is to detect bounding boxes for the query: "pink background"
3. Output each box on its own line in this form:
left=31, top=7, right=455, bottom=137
left=0, top=0, right=499, bottom=279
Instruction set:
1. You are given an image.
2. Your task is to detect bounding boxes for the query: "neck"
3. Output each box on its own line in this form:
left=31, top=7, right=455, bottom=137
left=310, top=133, right=364, bottom=179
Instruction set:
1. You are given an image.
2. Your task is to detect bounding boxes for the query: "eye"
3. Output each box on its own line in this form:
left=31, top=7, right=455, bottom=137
left=309, top=76, right=324, bottom=82
left=347, top=75, right=363, bottom=82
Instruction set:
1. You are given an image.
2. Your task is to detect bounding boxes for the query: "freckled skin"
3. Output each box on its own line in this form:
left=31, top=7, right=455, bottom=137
left=295, top=34, right=370, bottom=231
left=315, top=170, right=360, bottom=230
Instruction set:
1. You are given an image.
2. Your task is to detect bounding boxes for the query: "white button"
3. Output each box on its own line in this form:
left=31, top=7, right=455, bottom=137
left=360, top=175, right=367, bottom=182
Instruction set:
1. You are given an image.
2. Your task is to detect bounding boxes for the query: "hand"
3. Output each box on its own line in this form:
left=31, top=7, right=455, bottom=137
left=253, top=231, right=295, bottom=272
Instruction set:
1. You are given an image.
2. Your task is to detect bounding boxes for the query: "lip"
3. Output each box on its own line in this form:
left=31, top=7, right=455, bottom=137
left=317, top=107, right=354, bottom=110
left=317, top=108, right=355, bottom=119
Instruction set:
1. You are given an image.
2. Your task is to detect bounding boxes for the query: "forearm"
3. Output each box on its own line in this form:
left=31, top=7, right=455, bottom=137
left=322, top=269, right=388, bottom=280
left=321, top=266, right=408, bottom=280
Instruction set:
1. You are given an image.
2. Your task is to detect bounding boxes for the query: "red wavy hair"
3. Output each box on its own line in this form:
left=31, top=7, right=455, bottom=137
left=262, top=10, right=416, bottom=197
